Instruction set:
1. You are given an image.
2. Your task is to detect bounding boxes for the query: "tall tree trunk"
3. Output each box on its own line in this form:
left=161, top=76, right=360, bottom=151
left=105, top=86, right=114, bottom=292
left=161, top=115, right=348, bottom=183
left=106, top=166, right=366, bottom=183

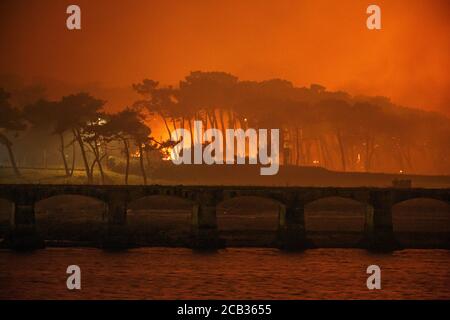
left=122, top=138, right=130, bottom=185
left=145, top=149, right=151, bottom=168
left=94, top=142, right=106, bottom=184
left=322, top=135, right=335, bottom=169
left=212, top=110, right=219, bottom=128
left=318, top=137, right=329, bottom=168
left=73, top=129, right=92, bottom=183
left=138, top=143, right=147, bottom=185
left=295, top=127, right=300, bottom=166
left=364, top=135, right=374, bottom=172
left=348, top=145, right=355, bottom=171
left=69, top=136, right=76, bottom=176
left=172, top=118, right=179, bottom=140
left=203, top=112, right=208, bottom=130
left=336, top=130, right=347, bottom=171
left=0, top=133, right=20, bottom=177
left=194, top=112, right=202, bottom=143
left=188, top=119, right=194, bottom=150
left=87, top=140, right=105, bottom=185
left=89, top=158, right=98, bottom=181
left=403, top=145, right=413, bottom=171
left=218, top=109, right=226, bottom=132
left=298, top=128, right=307, bottom=166
left=227, top=109, right=234, bottom=129
left=159, top=112, right=172, bottom=140
left=207, top=111, right=215, bottom=129
left=232, top=112, right=236, bottom=129
left=59, top=133, right=70, bottom=176
left=304, top=141, right=311, bottom=165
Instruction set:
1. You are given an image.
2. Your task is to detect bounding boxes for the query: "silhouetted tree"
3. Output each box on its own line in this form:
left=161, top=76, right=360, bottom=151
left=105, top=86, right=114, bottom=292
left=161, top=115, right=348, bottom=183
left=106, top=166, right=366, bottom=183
left=59, top=93, right=105, bottom=184
left=24, top=99, right=75, bottom=176
left=133, top=79, right=177, bottom=140
left=3, top=71, right=450, bottom=179
left=102, top=107, right=151, bottom=184
left=0, top=88, right=26, bottom=176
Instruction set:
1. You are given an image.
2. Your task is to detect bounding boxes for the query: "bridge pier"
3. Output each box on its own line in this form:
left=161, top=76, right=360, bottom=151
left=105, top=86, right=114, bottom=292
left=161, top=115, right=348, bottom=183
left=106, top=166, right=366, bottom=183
left=191, top=191, right=223, bottom=250
left=278, top=203, right=309, bottom=250
left=102, top=197, right=128, bottom=250
left=8, top=202, right=44, bottom=250
left=364, top=204, right=398, bottom=251
left=191, top=204, right=224, bottom=250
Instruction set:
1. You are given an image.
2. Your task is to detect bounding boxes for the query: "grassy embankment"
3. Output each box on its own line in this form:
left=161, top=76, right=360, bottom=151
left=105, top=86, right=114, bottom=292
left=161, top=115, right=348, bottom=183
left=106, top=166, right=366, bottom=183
left=0, top=167, right=158, bottom=185
left=1, top=165, right=450, bottom=188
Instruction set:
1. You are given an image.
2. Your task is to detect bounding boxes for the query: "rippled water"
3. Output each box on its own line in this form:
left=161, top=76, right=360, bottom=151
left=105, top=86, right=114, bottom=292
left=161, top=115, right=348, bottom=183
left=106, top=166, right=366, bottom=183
left=1, top=248, right=449, bottom=299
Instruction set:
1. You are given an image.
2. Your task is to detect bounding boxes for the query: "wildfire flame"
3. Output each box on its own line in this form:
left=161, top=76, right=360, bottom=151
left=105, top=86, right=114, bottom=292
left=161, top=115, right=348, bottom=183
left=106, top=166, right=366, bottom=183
left=162, top=147, right=175, bottom=161
left=131, top=150, right=140, bottom=158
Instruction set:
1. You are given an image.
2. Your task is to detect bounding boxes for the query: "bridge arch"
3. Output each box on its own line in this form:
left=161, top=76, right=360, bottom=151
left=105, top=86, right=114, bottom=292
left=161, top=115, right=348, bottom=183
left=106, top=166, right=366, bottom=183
left=304, top=196, right=371, bottom=247
left=216, top=195, right=282, bottom=246
left=33, top=189, right=108, bottom=204
left=35, top=194, right=107, bottom=242
left=392, top=197, right=450, bottom=248
left=126, top=195, right=194, bottom=246
left=393, top=192, right=449, bottom=206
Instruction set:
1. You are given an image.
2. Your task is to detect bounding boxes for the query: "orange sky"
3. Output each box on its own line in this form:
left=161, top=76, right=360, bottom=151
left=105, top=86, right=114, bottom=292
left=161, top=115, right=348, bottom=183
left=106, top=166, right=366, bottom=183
left=0, top=0, right=449, bottom=115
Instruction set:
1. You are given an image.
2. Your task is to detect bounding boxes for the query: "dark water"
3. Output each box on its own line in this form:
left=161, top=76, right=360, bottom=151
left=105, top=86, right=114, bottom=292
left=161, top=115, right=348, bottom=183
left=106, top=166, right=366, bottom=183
left=1, top=248, right=449, bottom=299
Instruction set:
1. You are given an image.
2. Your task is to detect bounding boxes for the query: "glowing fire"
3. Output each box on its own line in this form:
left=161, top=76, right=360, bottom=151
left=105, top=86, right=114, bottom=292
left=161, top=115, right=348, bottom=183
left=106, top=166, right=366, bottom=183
left=131, top=150, right=140, bottom=158
left=131, top=146, right=176, bottom=161
left=162, top=147, right=175, bottom=161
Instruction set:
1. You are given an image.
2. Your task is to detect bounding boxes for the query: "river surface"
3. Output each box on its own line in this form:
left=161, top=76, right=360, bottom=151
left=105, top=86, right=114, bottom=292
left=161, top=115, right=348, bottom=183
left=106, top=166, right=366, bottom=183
left=0, top=248, right=449, bottom=299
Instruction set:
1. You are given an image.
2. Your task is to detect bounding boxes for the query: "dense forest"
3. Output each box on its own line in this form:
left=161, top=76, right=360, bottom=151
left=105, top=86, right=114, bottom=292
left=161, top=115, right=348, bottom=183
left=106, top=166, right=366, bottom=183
left=0, top=71, right=449, bottom=184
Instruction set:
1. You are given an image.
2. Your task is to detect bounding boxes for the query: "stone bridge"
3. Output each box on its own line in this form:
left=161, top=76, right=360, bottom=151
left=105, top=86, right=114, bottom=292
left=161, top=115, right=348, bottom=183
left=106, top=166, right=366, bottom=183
left=0, top=184, right=449, bottom=251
